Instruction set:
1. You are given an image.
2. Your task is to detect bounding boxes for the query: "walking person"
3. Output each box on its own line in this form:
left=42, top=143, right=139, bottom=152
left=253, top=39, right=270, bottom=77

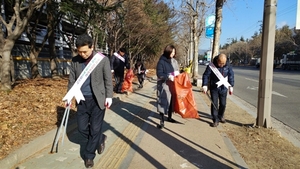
left=110, top=48, right=130, bottom=93
left=66, top=34, right=113, bottom=168
left=134, top=59, right=146, bottom=88
left=202, top=53, right=234, bottom=127
left=156, top=44, right=180, bottom=129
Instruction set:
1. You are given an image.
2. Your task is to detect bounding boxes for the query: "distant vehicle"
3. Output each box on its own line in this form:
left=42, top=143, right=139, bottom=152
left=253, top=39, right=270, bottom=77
left=281, top=52, right=300, bottom=70
left=204, top=61, right=210, bottom=66
left=255, top=58, right=260, bottom=68
left=255, top=57, right=281, bottom=69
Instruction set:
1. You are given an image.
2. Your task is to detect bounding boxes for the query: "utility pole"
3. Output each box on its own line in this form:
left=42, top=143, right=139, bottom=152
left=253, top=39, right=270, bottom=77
left=256, top=0, right=277, bottom=128
left=297, top=0, right=300, bottom=29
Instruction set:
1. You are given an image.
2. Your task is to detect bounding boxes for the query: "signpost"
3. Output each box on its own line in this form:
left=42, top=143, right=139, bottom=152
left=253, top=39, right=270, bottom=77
left=205, top=15, right=215, bottom=62
left=205, top=15, right=215, bottom=39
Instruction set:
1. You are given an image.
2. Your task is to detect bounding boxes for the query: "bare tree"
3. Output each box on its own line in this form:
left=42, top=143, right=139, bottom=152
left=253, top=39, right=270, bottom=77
left=178, top=0, right=210, bottom=79
left=0, top=0, right=46, bottom=91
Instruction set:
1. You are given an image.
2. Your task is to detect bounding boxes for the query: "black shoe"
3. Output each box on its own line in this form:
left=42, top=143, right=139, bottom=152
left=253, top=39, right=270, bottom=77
left=97, top=134, right=107, bottom=154
left=85, top=159, right=94, bottom=168
left=157, top=120, right=164, bottom=129
left=220, top=118, right=226, bottom=123
left=167, top=118, right=177, bottom=123
left=210, top=122, right=219, bottom=127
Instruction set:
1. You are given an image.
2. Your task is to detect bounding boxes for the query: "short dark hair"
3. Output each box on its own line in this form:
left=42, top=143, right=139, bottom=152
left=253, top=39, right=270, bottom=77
left=119, top=48, right=126, bottom=53
left=76, top=34, right=93, bottom=48
left=163, top=44, right=176, bottom=59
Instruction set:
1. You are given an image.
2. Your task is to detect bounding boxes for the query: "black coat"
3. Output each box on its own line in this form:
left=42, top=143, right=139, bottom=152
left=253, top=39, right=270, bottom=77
left=110, top=53, right=130, bottom=75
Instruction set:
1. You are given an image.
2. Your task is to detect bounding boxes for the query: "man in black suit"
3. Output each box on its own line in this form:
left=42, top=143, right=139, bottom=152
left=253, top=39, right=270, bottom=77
left=110, top=48, right=130, bottom=93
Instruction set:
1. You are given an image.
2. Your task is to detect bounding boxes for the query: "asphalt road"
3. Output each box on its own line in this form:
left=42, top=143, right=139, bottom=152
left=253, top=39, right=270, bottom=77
left=198, top=65, right=300, bottom=133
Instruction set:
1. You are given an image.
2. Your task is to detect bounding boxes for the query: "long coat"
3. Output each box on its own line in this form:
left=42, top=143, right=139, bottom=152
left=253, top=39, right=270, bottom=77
left=110, top=53, right=130, bottom=75
left=68, top=51, right=113, bottom=110
left=156, top=55, right=179, bottom=114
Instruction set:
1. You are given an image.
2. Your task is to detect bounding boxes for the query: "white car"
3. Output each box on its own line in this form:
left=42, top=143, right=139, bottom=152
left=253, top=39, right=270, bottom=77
left=204, top=61, right=210, bottom=66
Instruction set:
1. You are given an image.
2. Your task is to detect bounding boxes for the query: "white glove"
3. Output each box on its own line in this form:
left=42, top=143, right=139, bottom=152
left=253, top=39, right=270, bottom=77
left=111, top=70, right=114, bottom=73
left=229, top=86, right=233, bottom=95
left=174, top=71, right=180, bottom=76
left=202, top=86, right=208, bottom=94
left=168, top=75, right=174, bottom=81
left=105, top=98, right=112, bottom=108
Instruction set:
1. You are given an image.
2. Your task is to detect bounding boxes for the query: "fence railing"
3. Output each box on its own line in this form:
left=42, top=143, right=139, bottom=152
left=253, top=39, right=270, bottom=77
left=13, top=56, right=72, bottom=79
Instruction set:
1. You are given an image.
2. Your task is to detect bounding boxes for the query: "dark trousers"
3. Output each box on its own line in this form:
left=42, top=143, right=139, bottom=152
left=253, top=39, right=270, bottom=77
left=210, top=89, right=227, bottom=123
left=137, top=73, right=145, bottom=85
left=160, top=97, right=174, bottom=122
left=76, top=96, right=106, bottom=160
left=114, top=72, right=124, bottom=92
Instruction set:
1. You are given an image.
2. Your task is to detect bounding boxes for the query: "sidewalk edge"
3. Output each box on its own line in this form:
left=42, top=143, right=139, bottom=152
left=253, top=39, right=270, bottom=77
left=0, top=118, right=77, bottom=169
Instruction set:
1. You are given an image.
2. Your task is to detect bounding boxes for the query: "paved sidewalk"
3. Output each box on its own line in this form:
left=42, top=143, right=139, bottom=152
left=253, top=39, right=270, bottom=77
left=2, top=77, right=248, bottom=169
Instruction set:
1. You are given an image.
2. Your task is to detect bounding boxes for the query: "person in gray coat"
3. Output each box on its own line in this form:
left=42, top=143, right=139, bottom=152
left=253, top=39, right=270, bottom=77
left=66, top=34, right=113, bottom=168
left=156, top=44, right=180, bottom=129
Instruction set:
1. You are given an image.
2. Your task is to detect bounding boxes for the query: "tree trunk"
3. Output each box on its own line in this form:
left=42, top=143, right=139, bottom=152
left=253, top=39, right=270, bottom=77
left=192, top=15, right=199, bottom=79
left=212, top=0, right=224, bottom=59
left=1, top=40, right=14, bottom=90
left=29, top=51, right=39, bottom=78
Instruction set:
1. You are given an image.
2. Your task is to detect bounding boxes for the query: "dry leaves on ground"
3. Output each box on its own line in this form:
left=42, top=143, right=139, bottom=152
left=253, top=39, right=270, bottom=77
left=0, top=77, right=76, bottom=160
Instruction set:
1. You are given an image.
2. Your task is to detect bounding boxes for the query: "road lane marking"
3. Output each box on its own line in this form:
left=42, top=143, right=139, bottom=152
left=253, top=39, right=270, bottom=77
left=246, top=86, right=287, bottom=98
left=246, top=86, right=258, bottom=90
left=245, top=78, right=259, bottom=83
left=272, top=91, right=287, bottom=98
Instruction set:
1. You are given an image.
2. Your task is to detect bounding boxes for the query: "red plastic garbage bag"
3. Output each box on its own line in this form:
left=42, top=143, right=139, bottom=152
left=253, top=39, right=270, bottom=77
left=173, top=72, right=199, bottom=118
left=121, top=69, right=134, bottom=92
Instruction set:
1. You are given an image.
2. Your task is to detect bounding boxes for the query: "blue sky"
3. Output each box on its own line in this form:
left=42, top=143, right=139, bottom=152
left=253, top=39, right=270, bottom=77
left=163, top=0, right=298, bottom=51
left=200, top=0, right=298, bottom=50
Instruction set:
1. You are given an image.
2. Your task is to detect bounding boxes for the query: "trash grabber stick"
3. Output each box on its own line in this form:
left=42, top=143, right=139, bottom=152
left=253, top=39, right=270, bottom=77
left=61, top=106, right=70, bottom=146
left=206, top=92, right=219, bottom=111
left=53, top=104, right=70, bottom=152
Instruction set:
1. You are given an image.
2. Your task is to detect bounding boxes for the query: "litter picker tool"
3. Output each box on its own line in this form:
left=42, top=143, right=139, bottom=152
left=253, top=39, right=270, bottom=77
left=51, top=104, right=71, bottom=153
left=206, top=92, right=219, bottom=111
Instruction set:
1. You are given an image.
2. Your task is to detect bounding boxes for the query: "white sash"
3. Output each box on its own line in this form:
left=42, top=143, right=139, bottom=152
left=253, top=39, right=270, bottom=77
left=114, top=52, right=125, bottom=62
left=209, top=62, right=231, bottom=89
left=138, top=65, right=141, bottom=74
left=63, top=52, right=105, bottom=104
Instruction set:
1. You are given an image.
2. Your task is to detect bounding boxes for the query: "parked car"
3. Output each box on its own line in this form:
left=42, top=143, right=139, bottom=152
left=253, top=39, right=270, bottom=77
left=204, top=61, right=210, bottom=66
